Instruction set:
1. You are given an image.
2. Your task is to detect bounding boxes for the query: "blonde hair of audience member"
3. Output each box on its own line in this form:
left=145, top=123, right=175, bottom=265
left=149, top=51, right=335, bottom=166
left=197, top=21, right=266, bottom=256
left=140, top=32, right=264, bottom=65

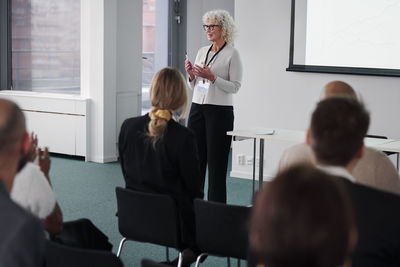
left=250, top=165, right=357, bottom=267
left=203, top=9, right=236, bottom=45
left=148, top=67, right=188, bottom=145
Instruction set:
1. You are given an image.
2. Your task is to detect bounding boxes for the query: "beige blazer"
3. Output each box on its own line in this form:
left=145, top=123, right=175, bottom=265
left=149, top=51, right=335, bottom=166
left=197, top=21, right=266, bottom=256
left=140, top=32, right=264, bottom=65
left=278, top=143, right=400, bottom=195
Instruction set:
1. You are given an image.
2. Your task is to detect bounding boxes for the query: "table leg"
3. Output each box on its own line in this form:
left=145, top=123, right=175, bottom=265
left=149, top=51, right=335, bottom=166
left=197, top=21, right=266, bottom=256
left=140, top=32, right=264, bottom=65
left=259, top=139, right=264, bottom=190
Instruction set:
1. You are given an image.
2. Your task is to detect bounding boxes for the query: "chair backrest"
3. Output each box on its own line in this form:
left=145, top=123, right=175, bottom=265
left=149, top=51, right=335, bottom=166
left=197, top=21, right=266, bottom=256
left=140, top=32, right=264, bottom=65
left=45, top=241, right=123, bottom=267
left=345, top=180, right=400, bottom=267
left=141, top=258, right=172, bottom=267
left=366, top=134, right=388, bottom=140
left=115, top=187, right=181, bottom=249
left=194, top=199, right=251, bottom=259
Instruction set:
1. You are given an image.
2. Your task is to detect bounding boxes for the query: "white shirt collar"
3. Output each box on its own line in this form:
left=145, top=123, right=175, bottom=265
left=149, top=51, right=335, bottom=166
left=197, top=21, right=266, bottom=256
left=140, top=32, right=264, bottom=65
left=316, top=165, right=355, bottom=183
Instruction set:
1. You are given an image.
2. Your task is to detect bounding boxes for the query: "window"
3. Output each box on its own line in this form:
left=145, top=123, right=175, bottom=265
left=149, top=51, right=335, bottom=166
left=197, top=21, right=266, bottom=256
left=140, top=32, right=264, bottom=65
left=141, top=0, right=186, bottom=115
left=1, top=0, right=81, bottom=94
left=0, top=0, right=12, bottom=91
left=142, top=0, right=168, bottom=114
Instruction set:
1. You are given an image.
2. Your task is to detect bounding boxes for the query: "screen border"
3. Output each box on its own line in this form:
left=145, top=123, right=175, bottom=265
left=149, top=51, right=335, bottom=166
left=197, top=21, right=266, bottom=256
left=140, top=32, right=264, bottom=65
left=286, top=0, right=400, bottom=78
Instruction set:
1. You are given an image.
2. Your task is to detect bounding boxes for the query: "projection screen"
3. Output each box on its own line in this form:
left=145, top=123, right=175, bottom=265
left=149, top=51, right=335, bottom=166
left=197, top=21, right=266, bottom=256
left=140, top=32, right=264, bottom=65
left=287, top=0, right=400, bottom=77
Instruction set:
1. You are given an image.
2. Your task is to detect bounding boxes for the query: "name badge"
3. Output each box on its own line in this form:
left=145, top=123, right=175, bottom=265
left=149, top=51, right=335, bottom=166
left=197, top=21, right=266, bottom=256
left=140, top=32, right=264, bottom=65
left=195, top=80, right=210, bottom=95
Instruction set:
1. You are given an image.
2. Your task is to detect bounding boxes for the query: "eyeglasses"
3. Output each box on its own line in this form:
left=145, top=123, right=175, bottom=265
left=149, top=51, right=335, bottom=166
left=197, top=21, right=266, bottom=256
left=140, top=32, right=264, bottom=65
left=202, top=24, right=220, bottom=31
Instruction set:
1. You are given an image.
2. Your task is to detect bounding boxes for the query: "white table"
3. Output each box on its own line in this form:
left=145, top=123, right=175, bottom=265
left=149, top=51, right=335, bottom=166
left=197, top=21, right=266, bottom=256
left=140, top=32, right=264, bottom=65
left=227, top=128, right=305, bottom=194
left=228, top=128, right=400, bottom=194
left=369, top=140, right=400, bottom=153
left=372, top=140, right=400, bottom=169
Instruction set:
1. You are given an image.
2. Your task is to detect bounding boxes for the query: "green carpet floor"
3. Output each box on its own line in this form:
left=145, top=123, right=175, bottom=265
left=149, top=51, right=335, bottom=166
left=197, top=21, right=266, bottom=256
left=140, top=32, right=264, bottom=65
left=49, top=154, right=254, bottom=267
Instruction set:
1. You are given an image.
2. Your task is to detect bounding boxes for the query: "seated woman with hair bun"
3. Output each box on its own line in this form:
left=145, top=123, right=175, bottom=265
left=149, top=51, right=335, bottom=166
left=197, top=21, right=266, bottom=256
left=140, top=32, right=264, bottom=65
left=118, top=67, right=203, bottom=266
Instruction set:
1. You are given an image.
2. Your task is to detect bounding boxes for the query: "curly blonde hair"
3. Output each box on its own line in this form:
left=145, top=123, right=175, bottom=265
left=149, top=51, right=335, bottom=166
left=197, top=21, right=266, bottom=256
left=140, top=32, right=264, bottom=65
left=148, top=67, right=188, bottom=146
left=203, top=9, right=237, bottom=44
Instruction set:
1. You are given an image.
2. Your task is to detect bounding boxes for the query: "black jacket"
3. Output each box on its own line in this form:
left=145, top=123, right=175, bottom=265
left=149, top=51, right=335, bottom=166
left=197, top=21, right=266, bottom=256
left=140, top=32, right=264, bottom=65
left=247, top=177, right=400, bottom=267
left=0, top=181, right=45, bottom=267
left=339, top=178, right=400, bottom=267
left=118, top=114, right=204, bottom=201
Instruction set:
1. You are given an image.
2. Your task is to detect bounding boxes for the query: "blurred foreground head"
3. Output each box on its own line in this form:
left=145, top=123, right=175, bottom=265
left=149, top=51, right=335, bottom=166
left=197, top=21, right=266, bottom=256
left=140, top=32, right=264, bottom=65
left=250, top=164, right=357, bottom=267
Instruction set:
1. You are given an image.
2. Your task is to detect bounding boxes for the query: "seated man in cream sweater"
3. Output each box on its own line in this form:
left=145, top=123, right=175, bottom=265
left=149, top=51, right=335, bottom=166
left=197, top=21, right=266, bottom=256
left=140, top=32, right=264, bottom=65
left=278, top=81, right=400, bottom=195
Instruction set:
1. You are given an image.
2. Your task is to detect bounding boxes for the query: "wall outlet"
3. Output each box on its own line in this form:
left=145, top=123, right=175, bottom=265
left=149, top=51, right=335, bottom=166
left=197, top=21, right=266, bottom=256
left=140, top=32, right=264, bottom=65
left=236, top=154, right=246, bottom=165
left=246, top=156, right=253, bottom=165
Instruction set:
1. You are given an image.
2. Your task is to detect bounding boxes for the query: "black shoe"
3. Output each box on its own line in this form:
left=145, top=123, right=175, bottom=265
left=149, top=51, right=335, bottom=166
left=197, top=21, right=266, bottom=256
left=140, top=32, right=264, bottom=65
left=180, top=248, right=198, bottom=267
left=159, top=259, right=177, bottom=266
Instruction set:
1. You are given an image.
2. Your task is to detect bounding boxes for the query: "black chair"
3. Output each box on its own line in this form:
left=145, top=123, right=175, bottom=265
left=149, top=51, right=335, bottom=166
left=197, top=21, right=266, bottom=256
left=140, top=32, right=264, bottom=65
left=115, top=187, right=183, bottom=265
left=141, top=258, right=172, bottom=267
left=194, top=199, right=251, bottom=267
left=366, top=134, right=399, bottom=169
left=45, top=240, right=123, bottom=267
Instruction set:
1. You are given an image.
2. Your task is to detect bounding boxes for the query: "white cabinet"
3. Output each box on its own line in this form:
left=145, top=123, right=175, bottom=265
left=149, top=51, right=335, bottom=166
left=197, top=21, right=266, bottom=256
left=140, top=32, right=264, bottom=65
left=0, top=92, right=88, bottom=159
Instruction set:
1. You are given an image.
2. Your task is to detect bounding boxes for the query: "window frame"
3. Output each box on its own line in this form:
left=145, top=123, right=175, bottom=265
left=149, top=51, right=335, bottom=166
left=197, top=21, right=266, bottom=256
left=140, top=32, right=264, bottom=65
left=0, top=0, right=11, bottom=90
left=168, top=0, right=187, bottom=76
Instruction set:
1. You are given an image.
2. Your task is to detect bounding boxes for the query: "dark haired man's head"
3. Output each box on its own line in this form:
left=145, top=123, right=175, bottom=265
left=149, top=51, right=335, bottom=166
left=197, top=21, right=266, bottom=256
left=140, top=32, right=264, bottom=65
left=250, top=164, right=356, bottom=267
left=0, top=99, right=29, bottom=191
left=307, top=97, right=370, bottom=167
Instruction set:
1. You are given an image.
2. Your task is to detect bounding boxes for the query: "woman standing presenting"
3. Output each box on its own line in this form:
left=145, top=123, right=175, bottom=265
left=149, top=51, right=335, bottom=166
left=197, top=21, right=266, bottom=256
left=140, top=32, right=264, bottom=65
left=185, top=10, right=242, bottom=203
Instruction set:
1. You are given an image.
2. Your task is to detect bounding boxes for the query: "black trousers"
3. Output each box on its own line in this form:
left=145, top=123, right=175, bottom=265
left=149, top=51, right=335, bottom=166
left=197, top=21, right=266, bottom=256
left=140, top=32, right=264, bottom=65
left=188, top=103, right=234, bottom=203
left=50, top=218, right=112, bottom=251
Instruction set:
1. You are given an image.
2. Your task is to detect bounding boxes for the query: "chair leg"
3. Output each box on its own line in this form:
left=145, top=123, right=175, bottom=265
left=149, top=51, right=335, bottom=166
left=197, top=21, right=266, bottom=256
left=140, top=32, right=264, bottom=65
left=237, top=258, right=241, bottom=267
left=195, top=253, right=208, bottom=267
left=177, top=251, right=183, bottom=267
left=166, top=247, right=170, bottom=261
left=227, top=257, right=231, bottom=267
left=116, top=237, right=127, bottom=257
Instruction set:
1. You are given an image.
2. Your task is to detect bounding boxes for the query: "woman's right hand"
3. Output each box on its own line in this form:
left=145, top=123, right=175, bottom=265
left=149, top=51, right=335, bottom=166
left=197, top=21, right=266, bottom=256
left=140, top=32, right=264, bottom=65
left=28, top=132, right=38, bottom=162
left=185, top=60, right=195, bottom=81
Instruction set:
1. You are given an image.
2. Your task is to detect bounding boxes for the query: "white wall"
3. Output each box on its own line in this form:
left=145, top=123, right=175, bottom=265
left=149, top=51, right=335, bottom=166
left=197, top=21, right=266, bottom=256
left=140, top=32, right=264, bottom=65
left=232, top=0, right=400, bottom=180
left=116, top=0, right=142, bottom=157
left=82, top=0, right=142, bottom=163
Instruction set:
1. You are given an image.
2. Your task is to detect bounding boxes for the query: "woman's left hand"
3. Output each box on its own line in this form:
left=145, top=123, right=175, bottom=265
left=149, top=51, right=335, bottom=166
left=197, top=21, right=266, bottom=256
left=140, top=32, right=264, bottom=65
left=37, top=147, right=51, bottom=179
left=193, top=64, right=215, bottom=82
